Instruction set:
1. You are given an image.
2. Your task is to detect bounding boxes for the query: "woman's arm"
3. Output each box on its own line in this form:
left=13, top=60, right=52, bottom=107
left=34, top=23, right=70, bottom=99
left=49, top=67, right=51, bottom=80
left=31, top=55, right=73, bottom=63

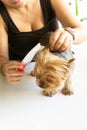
left=0, top=15, right=9, bottom=64
left=49, top=0, right=87, bottom=51
left=0, top=15, right=25, bottom=84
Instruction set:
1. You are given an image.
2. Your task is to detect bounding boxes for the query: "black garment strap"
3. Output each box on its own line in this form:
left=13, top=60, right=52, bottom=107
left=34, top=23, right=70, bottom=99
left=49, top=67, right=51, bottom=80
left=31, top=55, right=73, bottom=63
left=0, top=0, right=55, bottom=32
left=40, top=0, right=55, bottom=24
left=0, top=1, right=19, bottom=32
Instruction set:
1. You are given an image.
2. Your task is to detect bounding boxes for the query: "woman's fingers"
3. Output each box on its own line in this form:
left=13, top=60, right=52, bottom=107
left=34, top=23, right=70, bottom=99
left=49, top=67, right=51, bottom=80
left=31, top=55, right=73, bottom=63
left=58, top=37, right=73, bottom=52
left=49, top=29, right=61, bottom=51
left=3, top=61, right=25, bottom=84
left=49, top=29, right=73, bottom=52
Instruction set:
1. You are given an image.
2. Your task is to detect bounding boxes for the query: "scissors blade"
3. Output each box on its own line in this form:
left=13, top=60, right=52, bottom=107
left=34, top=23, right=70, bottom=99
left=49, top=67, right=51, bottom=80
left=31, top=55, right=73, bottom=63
left=18, top=43, right=41, bottom=71
left=22, top=43, right=41, bottom=64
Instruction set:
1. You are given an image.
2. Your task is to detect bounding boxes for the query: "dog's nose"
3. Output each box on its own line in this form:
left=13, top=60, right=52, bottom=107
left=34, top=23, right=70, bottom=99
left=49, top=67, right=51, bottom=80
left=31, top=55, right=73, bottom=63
left=39, top=85, right=44, bottom=88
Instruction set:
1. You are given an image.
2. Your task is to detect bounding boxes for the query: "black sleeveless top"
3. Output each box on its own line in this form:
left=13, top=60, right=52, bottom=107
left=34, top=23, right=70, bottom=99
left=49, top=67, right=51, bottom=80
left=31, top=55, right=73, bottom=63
left=0, top=0, right=59, bottom=60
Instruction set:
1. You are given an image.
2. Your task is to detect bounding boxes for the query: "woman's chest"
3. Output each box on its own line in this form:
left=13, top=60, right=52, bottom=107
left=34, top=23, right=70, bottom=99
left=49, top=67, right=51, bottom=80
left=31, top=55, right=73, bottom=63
left=7, top=3, right=45, bottom=32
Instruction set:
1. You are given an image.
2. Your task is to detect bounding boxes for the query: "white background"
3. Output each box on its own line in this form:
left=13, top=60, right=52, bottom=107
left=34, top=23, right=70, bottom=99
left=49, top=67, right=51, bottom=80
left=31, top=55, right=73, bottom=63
left=0, top=0, right=87, bottom=130
left=0, top=41, right=87, bottom=130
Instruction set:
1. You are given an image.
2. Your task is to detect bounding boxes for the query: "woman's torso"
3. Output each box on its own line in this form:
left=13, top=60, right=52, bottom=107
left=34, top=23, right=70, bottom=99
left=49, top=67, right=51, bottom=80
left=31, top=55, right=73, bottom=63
left=0, top=0, right=59, bottom=60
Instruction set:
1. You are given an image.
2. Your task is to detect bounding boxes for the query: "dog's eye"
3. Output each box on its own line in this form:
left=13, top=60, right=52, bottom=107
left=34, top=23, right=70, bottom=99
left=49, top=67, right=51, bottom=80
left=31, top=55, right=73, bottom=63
left=36, top=75, right=40, bottom=79
left=46, top=78, right=52, bottom=82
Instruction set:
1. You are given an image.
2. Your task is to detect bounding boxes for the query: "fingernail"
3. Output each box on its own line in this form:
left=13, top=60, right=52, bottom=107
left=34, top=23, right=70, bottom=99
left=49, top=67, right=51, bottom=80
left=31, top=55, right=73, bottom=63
left=50, top=48, right=54, bottom=51
left=21, top=62, right=26, bottom=66
left=18, top=63, right=26, bottom=71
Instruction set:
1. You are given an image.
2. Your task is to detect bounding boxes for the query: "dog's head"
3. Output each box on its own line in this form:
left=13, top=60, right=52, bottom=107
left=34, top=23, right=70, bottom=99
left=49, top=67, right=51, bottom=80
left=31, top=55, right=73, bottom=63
left=34, top=47, right=74, bottom=89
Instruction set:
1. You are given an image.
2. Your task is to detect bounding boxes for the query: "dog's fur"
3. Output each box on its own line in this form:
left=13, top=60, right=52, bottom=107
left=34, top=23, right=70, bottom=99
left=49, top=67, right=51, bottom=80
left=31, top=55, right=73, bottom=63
left=31, top=33, right=75, bottom=97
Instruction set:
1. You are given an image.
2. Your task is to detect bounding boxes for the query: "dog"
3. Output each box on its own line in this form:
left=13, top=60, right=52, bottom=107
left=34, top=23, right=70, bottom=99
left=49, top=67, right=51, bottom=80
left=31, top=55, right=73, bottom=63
left=31, top=32, right=75, bottom=97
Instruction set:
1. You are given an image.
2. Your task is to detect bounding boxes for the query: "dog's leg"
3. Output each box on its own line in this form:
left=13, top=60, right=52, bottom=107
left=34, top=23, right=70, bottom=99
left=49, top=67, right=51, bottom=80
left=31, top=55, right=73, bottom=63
left=42, top=88, right=57, bottom=97
left=30, top=65, right=37, bottom=76
left=61, top=76, right=74, bottom=95
left=30, top=70, right=36, bottom=76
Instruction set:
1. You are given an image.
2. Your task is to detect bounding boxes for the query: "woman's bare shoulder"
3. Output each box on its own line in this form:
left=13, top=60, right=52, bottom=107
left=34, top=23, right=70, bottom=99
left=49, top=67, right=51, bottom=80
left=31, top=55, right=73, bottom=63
left=50, top=0, right=81, bottom=27
left=0, top=14, right=8, bottom=43
left=0, top=14, right=8, bottom=33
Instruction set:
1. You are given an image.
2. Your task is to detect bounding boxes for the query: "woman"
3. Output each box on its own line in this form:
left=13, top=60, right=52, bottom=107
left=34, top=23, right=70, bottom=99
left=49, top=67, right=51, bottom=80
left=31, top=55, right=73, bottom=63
left=0, top=0, right=87, bottom=84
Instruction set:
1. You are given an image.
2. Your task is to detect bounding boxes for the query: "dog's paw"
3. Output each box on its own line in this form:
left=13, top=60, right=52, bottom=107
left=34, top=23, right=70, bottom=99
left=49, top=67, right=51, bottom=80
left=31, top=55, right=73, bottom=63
left=61, top=87, right=74, bottom=95
left=42, top=89, right=57, bottom=97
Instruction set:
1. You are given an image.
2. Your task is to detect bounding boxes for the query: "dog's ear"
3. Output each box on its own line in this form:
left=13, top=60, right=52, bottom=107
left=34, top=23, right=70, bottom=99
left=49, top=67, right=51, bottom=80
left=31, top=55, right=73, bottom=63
left=39, top=32, right=53, bottom=46
left=68, top=58, right=75, bottom=67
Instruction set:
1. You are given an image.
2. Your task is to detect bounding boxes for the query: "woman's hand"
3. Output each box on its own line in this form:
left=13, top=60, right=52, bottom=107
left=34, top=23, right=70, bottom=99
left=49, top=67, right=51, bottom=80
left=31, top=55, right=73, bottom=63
left=49, top=29, right=74, bottom=52
left=2, top=61, right=25, bottom=84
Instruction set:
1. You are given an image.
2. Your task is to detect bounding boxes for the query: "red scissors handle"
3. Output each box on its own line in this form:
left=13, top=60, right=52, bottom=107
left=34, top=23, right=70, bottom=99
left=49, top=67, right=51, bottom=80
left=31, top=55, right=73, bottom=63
left=18, top=63, right=26, bottom=71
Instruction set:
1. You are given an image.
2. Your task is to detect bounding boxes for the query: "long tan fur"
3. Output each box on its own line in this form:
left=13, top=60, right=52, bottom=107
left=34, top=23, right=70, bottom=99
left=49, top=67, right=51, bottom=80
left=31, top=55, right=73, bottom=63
left=31, top=46, right=74, bottom=97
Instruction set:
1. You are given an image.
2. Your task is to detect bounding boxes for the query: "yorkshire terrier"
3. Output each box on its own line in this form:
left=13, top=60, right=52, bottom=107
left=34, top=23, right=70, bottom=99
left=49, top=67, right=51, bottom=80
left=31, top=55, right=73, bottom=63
left=31, top=32, right=75, bottom=97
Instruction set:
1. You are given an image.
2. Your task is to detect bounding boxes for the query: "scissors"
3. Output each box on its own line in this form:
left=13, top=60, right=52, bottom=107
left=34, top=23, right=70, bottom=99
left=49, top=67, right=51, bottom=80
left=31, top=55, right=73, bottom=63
left=18, top=43, right=41, bottom=71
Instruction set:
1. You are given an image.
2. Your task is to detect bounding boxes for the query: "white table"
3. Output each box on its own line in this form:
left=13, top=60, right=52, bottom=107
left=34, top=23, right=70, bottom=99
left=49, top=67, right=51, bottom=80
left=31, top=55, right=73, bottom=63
left=0, top=45, right=87, bottom=130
